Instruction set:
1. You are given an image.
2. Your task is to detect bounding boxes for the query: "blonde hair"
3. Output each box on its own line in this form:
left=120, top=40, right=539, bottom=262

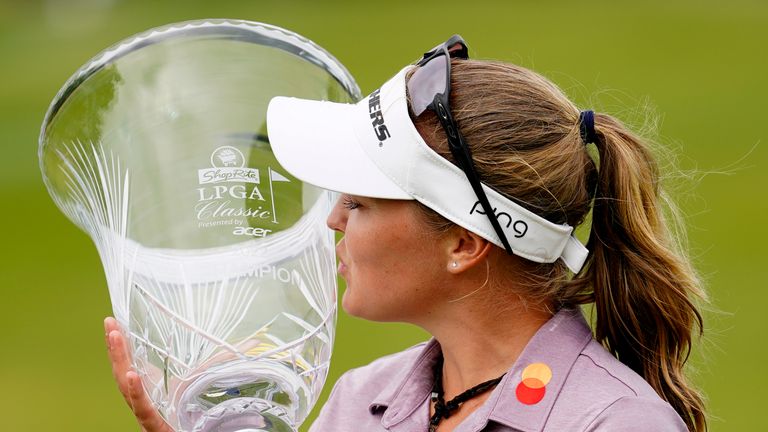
left=409, top=60, right=707, bottom=431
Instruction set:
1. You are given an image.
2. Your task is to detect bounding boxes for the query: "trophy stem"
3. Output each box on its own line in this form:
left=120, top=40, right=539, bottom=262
left=178, top=359, right=308, bottom=432
left=191, top=398, right=297, bottom=432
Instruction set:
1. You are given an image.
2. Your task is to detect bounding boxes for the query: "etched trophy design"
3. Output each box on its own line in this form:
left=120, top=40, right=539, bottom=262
left=38, top=20, right=360, bottom=432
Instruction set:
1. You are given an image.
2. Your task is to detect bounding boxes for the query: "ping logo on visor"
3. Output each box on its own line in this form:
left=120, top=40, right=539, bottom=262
left=469, top=201, right=528, bottom=239
left=368, top=88, right=391, bottom=143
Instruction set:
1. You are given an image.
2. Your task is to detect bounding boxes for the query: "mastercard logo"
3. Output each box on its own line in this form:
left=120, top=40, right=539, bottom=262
left=515, top=362, right=552, bottom=405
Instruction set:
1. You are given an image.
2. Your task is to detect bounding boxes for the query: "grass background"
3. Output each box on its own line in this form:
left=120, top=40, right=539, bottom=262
left=1, top=0, right=765, bottom=430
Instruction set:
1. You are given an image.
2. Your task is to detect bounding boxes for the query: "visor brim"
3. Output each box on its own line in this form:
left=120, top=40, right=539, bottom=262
left=267, top=96, right=412, bottom=200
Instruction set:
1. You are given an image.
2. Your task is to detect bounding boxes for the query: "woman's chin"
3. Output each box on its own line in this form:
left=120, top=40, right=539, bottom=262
left=340, top=286, right=356, bottom=315
left=340, top=288, right=372, bottom=320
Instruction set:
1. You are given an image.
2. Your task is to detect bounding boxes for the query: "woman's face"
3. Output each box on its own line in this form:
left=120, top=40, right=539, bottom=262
left=326, top=194, right=448, bottom=323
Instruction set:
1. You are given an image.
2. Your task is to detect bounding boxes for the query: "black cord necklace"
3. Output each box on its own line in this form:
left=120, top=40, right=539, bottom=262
left=428, top=357, right=506, bottom=432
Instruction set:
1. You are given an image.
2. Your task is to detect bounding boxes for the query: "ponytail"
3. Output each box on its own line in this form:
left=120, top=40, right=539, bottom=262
left=582, top=113, right=707, bottom=431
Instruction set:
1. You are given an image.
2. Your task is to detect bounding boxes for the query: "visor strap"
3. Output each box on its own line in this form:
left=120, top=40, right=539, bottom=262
left=561, top=236, right=589, bottom=273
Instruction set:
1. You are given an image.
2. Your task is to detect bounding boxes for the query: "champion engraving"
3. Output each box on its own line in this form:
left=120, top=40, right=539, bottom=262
left=469, top=201, right=528, bottom=238
left=368, top=88, right=391, bottom=143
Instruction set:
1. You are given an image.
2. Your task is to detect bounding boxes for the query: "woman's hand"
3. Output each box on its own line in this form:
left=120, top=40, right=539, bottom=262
left=104, top=317, right=174, bottom=432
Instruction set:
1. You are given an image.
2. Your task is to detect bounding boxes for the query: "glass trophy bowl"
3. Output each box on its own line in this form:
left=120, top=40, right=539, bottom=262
left=39, top=20, right=360, bottom=432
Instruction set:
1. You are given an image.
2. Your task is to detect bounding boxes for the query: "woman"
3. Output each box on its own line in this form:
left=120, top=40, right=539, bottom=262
left=105, top=35, right=706, bottom=431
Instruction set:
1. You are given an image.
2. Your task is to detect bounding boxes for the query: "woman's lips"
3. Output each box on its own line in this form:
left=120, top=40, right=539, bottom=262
left=336, top=246, right=347, bottom=275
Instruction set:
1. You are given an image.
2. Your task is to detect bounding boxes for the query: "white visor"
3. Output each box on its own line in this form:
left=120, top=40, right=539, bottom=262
left=267, top=66, right=588, bottom=273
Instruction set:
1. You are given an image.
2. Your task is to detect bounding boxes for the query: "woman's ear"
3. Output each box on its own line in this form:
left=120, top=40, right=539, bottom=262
left=445, top=227, right=492, bottom=273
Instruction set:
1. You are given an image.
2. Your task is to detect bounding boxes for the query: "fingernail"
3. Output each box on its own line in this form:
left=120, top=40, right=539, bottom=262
left=108, top=332, right=114, bottom=351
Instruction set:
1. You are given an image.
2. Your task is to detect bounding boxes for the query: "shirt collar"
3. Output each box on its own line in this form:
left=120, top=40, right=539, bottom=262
left=368, top=337, right=441, bottom=424
left=368, top=308, right=593, bottom=431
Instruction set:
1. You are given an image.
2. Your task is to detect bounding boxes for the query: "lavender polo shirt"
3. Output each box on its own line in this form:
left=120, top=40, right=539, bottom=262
left=309, top=308, right=688, bottom=431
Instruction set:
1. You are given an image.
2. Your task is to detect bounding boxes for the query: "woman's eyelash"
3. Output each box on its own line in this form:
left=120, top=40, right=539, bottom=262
left=342, top=197, right=361, bottom=210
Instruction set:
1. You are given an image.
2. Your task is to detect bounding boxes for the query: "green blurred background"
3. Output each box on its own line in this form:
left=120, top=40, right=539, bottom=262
left=1, top=0, right=765, bottom=430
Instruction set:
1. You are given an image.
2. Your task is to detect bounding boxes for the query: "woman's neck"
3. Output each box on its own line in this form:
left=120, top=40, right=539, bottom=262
left=421, top=296, right=553, bottom=400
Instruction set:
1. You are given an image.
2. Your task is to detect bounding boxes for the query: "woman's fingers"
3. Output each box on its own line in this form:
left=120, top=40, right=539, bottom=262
left=105, top=317, right=132, bottom=402
left=104, top=317, right=172, bottom=432
left=127, top=371, right=173, bottom=432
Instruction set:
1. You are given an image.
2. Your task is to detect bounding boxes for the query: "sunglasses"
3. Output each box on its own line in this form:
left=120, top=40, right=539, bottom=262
left=407, top=35, right=514, bottom=255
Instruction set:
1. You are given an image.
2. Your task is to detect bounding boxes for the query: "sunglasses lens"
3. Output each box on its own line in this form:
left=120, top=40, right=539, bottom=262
left=407, top=53, right=448, bottom=116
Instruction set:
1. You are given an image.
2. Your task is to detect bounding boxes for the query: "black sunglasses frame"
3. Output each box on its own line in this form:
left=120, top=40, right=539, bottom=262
left=415, top=35, right=513, bottom=254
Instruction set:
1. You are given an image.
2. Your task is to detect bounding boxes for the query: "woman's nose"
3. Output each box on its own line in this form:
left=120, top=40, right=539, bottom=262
left=326, top=197, right=347, bottom=233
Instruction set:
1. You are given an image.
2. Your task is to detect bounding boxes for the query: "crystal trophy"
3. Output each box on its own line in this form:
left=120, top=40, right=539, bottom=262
left=38, top=20, right=360, bottom=432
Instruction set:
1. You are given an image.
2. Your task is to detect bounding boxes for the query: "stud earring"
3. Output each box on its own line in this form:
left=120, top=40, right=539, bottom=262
left=451, top=261, right=458, bottom=268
